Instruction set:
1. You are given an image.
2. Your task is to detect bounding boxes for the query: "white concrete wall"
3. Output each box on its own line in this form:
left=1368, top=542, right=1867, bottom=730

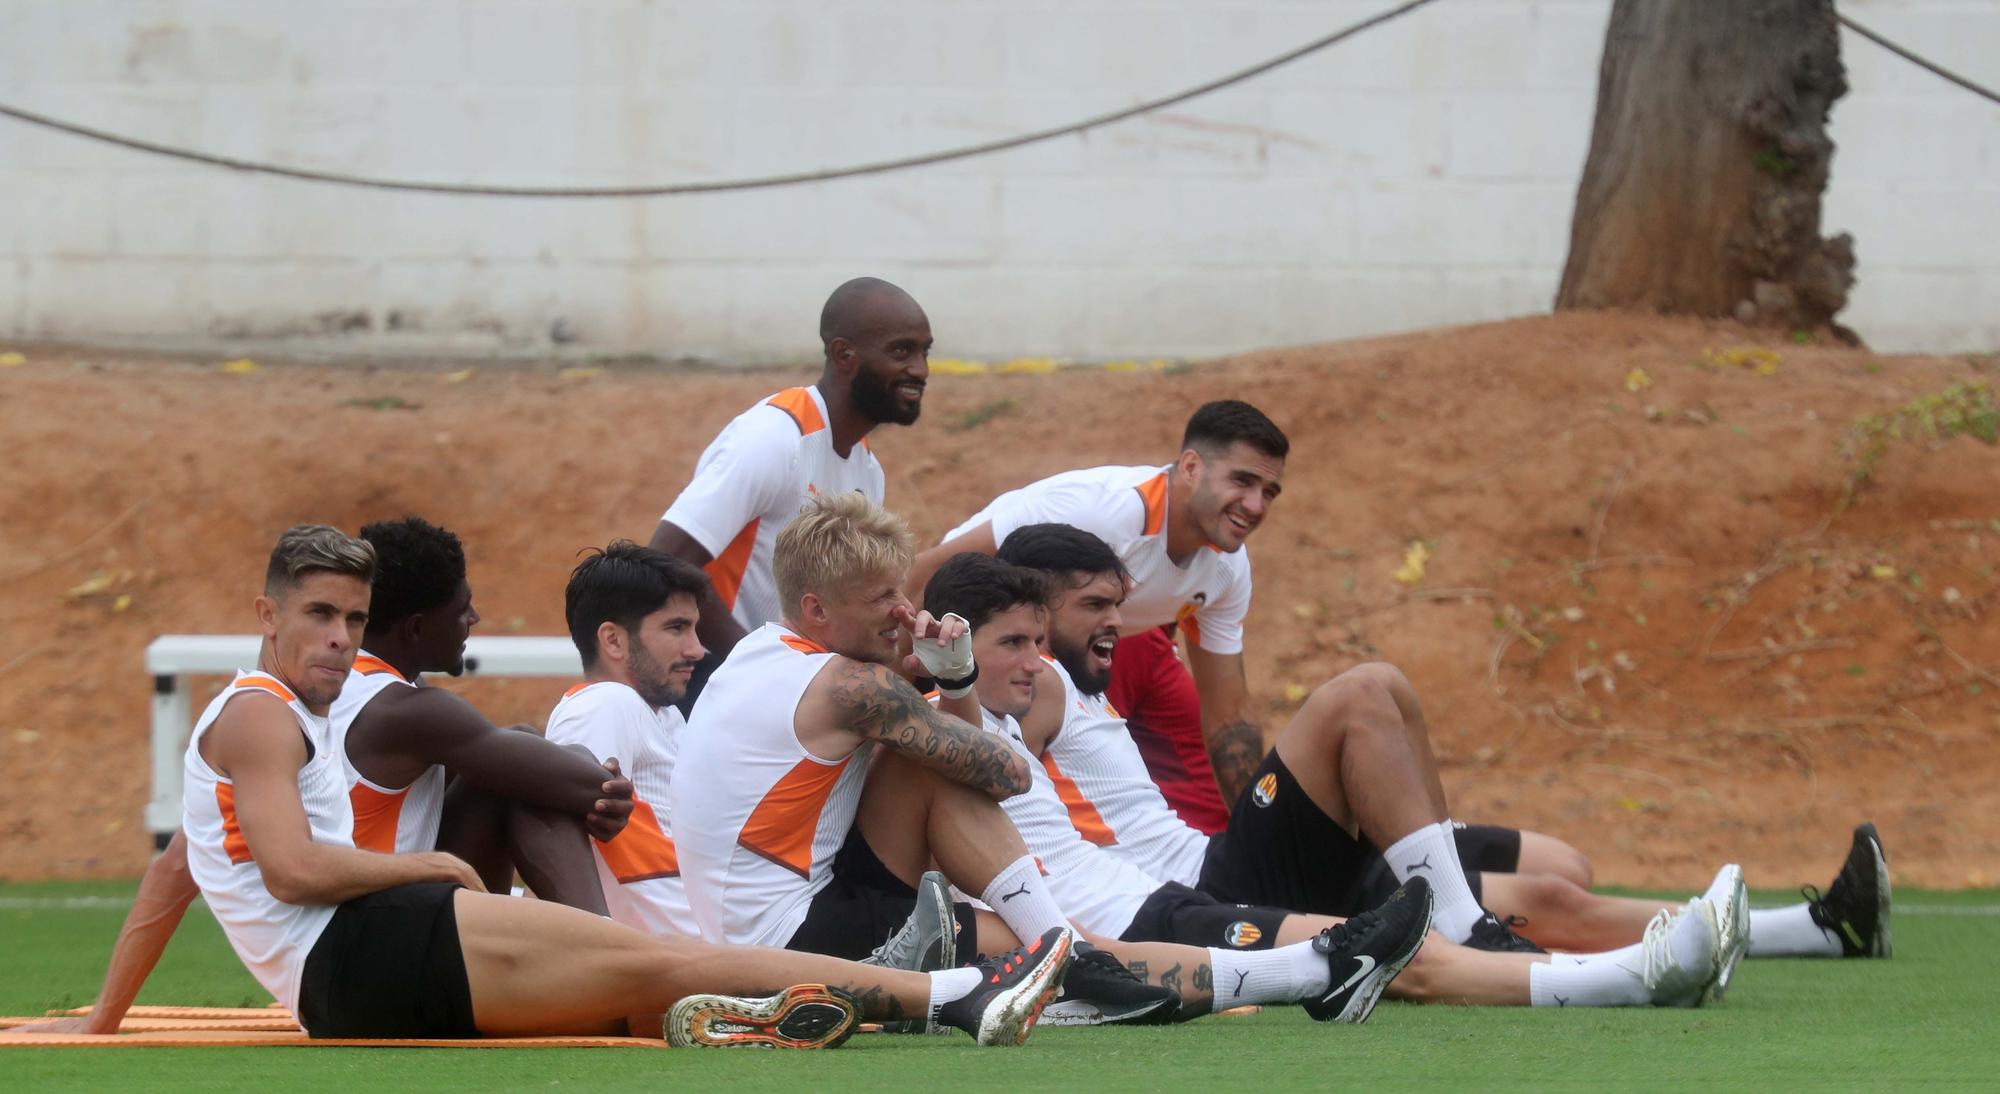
left=0, top=0, right=1993, bottom=360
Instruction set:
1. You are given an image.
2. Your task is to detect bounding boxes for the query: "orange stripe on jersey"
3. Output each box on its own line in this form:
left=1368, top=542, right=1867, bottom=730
left=1042, top=755, right=1115, bottom=846
left=234, top=675, right=297, bottom=703
left=597, top=798, right=681, bottom=883
left=564, top=681, right=594, bottom=698
left=766, top=387, right=827, bottom=435
left=351, top=655, right=406, bottom=680
left=1134, top=472, right=1169, bottom=537
left=705, top=518, right=760, bottom=611
left=1180, top=615, right=1205, bottom=649
left=779, top=634, right=830, bottom=655
left=215, top=783, right=254, bottom=864
left=738, top=755, right=854, bottom=878
left=349, top=783, right=408, bottom=853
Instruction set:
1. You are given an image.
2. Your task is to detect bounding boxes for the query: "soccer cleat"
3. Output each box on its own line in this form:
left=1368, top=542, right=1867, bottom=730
left=1302, top=876, right=1432, bottom=1023
left=664, top=984, right=859, bottom=1049
left=861, top=870, right=959, bottom=1034
left=1039, top=942, right=1181, bottom=1026
left=1804, top=822, right=1892, bottom=958
left=1465, top=911, right=1545, bottom=953
left=936, top=926, right=1074, bottom=1046
left=1700, top=864, right=1750, bottom=1003
left=1632, top=901, right=1719, bottom=1008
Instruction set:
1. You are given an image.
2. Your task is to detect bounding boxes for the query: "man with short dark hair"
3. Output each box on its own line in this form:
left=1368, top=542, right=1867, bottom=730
left=910, top=399, right=1288, bottom=832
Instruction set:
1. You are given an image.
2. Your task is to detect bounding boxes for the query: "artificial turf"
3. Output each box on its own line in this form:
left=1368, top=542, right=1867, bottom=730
left=2, top=880, right=1995, bottom=1091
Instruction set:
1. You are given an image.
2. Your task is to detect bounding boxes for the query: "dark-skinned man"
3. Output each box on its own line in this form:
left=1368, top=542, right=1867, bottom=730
left=649, top=277, right=932, bottom=711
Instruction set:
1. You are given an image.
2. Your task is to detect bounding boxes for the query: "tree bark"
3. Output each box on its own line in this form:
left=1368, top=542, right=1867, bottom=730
left=1555, top=0, right=1854, bottom=332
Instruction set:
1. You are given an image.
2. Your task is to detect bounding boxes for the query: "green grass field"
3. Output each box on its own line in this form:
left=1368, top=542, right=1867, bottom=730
left=3, top=881, right=1996, bottom=1091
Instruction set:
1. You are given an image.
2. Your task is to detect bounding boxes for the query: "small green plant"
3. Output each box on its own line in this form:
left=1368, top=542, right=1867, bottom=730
left=948, top=398, right=1016, bottom=433
left=1840, top=383, right=1998, bottom=507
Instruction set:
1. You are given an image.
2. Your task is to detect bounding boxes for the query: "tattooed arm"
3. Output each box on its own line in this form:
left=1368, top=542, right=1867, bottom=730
left=1186, top=645, right=1264, bottom=809
left=822, top=659, right=1031, bottom=799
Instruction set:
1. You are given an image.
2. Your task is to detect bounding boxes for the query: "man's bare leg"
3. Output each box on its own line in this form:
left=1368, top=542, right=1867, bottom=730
left=856, top=753, right=1065, bottom=954
left=1479, top=873, right=1669, bottom=953
left=452, top=890, right=937, bottom=1035
left=1516, top=831, right=1595, bottom=888
left=436, top=780, right=610, bottom=916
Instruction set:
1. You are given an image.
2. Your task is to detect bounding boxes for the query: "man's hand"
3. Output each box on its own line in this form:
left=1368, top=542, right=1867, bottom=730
left=897, top=606, right=977, bottom=696
left=586, top=757, right=636, bottom=843
left=413, top=851, right=488, bottom=893
left=2, top=1015, right=102, bottom=1036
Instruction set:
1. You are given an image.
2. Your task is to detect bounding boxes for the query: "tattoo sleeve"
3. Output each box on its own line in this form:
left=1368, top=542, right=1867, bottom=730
left=1158, top=962, right=1184, bottom=996
left=1192, top=963, right=1212, bottom=994
left=1207, top=720, right=1263, bottom=809
left=831, top=662, right=1031, bottom=797
left=828, top=981, right=905, bottom=1022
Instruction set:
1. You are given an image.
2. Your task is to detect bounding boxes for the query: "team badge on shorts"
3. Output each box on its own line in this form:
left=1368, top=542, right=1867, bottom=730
left=1251, top=772, right=1278, bottom=808
left=1223, top=920, right=1263, bottom=948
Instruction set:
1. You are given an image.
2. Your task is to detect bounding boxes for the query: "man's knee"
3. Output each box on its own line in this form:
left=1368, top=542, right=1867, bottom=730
left=1516, top=832, right=1594, bottom=889
left=1381, top=931, right=1452, bottom=1003
left=1296, top=662, right=1408, bottom=734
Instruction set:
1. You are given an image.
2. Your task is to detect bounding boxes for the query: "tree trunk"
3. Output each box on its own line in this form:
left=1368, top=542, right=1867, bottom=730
left=1555, top=0, right=1855, bottom=332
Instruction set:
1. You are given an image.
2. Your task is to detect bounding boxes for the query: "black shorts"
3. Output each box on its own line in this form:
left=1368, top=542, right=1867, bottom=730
left=1118, top=882, right=1289, bottom=950
left=296, top=882, right=478, bottom=1039
left=785, top=827, right=977, bottom=962
left=1196, top=752, right=1484, bottom=918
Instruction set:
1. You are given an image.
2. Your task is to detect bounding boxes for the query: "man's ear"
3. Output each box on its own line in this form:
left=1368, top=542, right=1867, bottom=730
left=1174, top=447, right=1205, bottom=482
left=799, top=591, right=829, bottom=627
left=596, top=620, right=626, bottom=665
left=254, top=593, right=279, bottom=637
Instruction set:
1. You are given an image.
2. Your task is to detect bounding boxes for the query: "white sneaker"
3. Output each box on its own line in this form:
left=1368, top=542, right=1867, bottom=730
left=1700, top=864, right=1749, bottom=1002
left=1632, top=901, right=1718, bottom=1008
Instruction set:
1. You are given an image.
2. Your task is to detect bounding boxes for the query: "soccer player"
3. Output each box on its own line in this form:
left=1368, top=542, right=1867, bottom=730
left=14, top=516, right=638, bottom=1035
left=50, top=525, right=1074, bottom=1047
left=649, top=277, right=932, bottom=708
left=923, top=551, right=1730, bottom=1011
left=909, top=399, right=1283, bottom=830
left=669, top=492, right=1428, bottom=1026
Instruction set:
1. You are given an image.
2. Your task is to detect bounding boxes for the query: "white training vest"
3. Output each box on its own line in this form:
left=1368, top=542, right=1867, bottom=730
left=672, top=624, right=875, bottom=947
left=545, top=680, right=699, bottom=939
left=973, top=706, right=1161, bottom=938
left=333, top=653, right=446, bottom=855
left=182, top=670, right=354, bottom=1020
left=663, top=386, right=887, bottom=632
left=1042, top=658, right=1213, bottom=886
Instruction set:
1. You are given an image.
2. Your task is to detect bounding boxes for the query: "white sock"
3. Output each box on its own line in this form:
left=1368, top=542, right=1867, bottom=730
left=979, top=855, right=1068, bottom=943
left=1381, top=821, right=1484, bottom=942
left=926, top=966, right=983, bottom=1015
left=1207, top=941, right=1332, bottom=1009
left=1748, top=903, right=1842, bottom=957
left=1529, top=956, right=1650, bottom=1007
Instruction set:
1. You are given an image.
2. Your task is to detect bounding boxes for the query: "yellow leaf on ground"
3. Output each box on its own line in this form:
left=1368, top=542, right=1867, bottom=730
left=219, top=358, right=260, bottom=374
left=929, top=358, right=989, bottom=375
left=0, top=351, right=25, bottom=367
left=557, top=367, right=602, bottom=381
left=444, top=368, right=475, bottom=384
left=112, top=594, right=133, bottom=612
left=997, top=357, right=1060, bottom=374
left=1392, top=541, right=1430, bottom=586
left=1869, top=564, right=1897, bottom=579
left=1282, top=683, right=1311, bottom=704
left=1624, top=367, right=1653, bottom=392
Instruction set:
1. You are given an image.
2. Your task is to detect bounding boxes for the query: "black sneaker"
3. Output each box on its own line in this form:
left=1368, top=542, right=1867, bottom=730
left=1302, top=877, right=1432, bottom=1023
left=1039, top=942, right=1181, bottom=1026
left=1465, top=911, right=1544, bottom=953
left=1805, top=822, right=1893, bottom=958
left=936, top=926, right=1074, bottom=1046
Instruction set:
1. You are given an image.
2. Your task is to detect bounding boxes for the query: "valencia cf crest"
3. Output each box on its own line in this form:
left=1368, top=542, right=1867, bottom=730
left=1223, top=920, right=1263, bottom=948
left=1251, top=772, right=1278, bottom=808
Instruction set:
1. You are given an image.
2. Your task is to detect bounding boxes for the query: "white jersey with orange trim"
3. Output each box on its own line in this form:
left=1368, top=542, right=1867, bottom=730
left=945, top=464, right=1252, bottom=654
left=663, top=386, right=887, bottom=633
left=1041, top=658, right=1212, bottom=886
left=969, top=705, right=1160, bottom=938
left=671, top=623, right=875, bottom=946
left=331, top=652, right=446, bottom=855
left=181, top=671, right=354, bottom=1020
left=545, top=680, right=698, bottom=939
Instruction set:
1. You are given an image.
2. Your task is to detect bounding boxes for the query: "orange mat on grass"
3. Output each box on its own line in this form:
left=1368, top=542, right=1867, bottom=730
left=0, top=1006, right=662, bottom=1048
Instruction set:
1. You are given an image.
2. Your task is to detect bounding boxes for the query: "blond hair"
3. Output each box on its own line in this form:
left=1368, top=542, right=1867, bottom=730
left=774, top=492, right=913, bottom=616
left=264, top=523, right=376, bottom=596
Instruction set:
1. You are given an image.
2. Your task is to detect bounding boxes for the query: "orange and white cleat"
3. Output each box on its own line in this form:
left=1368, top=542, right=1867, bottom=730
left=664, top=983, right=859, bottom=1049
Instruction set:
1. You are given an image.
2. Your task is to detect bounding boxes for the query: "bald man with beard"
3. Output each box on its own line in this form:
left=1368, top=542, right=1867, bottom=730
left=650, top=277, right=934, bottom=709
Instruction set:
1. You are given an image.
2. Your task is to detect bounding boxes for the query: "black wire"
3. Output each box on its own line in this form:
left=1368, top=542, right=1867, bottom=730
left=0, top=0, right=1441, bottom=199
left=1838, top=14, right=2000, bottom=106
